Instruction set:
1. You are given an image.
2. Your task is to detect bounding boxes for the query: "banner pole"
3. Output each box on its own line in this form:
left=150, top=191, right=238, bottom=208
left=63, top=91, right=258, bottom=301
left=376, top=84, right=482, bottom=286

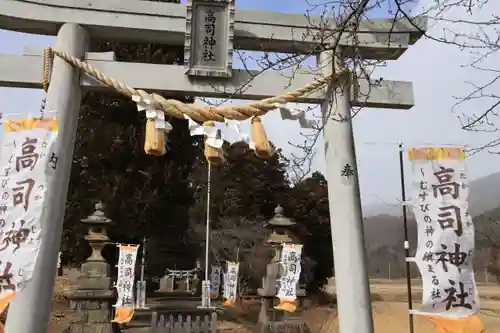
left=201, top=161, right=212, bottom=308
left=399, top=142, right=415, bottom=333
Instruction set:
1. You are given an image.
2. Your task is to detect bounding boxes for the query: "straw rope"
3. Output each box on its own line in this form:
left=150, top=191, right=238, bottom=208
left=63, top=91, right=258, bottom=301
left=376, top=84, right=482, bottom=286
left=42, top=48, right=52, bottom=93
left=42, top=47, right=349, bottom=123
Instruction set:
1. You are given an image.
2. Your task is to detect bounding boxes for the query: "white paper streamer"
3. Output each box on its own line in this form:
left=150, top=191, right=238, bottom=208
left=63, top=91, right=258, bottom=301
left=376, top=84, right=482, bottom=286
left=189, top=99, right=254, bottom=150
left=184, top=114, right=206, bottom=136
left=183, top=115, right=223, bottom=148
left=133, top=95, right=172, bottom=133
left=232, top=121, right=255, bottom=150
left=275, top=103, right=318, bottom=129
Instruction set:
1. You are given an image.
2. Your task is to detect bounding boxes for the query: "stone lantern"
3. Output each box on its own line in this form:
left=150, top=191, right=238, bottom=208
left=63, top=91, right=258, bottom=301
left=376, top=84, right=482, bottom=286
left=67, top=202, right=115, bottom=333
left=81, top=202, right=112, bottom=277
left=257, top=205, right=307, bottom=333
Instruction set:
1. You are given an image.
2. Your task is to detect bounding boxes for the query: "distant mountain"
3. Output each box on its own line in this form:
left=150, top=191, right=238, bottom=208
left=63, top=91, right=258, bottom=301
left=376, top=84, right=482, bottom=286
left=468, top=172, right=500, bottom=217
left=363, top=203, right=401, bottom=217
left=363, top=214, right=417, bottom=251
left=363, top=171, right=500, bottom=217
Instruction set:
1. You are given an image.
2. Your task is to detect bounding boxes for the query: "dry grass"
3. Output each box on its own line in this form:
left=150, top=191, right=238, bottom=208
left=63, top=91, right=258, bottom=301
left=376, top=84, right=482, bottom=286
left=50, top=276, right=73, bottom=332
left=301, top=301, right=500, bottom=333
left=47, top=275, right=500, bottom=333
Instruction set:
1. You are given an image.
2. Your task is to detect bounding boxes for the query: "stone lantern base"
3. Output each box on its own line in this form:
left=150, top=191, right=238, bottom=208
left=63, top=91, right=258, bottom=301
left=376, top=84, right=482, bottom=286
left=256, top=293, right=310, bottom=333
left=256, top=318, right=311, bottom=333
left=67, top=288, right=115, bottom=333
left=256, top=206, right=311, bottom=333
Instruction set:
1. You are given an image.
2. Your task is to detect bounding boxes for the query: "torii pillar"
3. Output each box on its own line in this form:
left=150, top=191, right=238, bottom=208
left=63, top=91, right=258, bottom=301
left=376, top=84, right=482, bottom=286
left=4, top=23, right=88, bottom=333
left=319, top=50, right=374, bottom=333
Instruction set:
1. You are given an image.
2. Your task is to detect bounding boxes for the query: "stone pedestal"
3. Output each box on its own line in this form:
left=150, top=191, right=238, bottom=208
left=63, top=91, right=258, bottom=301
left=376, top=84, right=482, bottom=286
left=68, top=289, right=115, bottom=333
left=67, top=202, right=114, bottom=333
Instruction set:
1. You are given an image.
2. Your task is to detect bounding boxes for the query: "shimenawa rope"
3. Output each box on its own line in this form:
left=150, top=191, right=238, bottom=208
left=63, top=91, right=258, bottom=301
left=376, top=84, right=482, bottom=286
left=42, top=47, right=349, bottom=123
left=41, top=47, right=349, bottom=157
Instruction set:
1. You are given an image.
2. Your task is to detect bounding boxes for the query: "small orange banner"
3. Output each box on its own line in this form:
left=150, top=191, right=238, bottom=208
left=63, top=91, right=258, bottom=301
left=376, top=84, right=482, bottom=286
left=223, top=299, right=235, bottom=307
left=3, top=117, right=58, bottom=132
left=274, top=299, right=297, bottom=313
left=427, top=314, right=485, bottom=333
left=408, top=147, right=465, bottom=161
left=0, top=291, right=15, bottom=317
left=111, top=307, right=135, bottom=324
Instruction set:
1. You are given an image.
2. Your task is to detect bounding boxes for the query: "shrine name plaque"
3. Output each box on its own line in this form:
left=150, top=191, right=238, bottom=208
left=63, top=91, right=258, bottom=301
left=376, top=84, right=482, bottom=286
left=184, top=0, right=235, bottom=78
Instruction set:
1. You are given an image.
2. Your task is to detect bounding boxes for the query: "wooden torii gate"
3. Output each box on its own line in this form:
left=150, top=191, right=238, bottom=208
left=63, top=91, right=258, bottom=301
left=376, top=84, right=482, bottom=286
left=0, top=1, right=427, bottom=333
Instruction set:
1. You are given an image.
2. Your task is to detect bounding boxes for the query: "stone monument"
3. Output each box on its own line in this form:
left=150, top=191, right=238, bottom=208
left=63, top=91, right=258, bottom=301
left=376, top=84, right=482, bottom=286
left=257, top=205, right=307, bottom=333
left=66, top=202, right=115, bottom=333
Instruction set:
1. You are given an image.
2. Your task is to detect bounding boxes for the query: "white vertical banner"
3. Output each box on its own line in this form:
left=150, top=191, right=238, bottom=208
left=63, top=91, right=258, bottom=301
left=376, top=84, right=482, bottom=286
left=114, top=245, right=139, bottom=308
left=0, top=117, right=58, bottom=313
left=275, top=243, right=302, bottom=313
left=408, top=147, right=479, bottom=318
left=223, top=261, right=239, bottom=306
left=210, top=264, right=221, bottom=298
left=112, top=244, right=139, bottom=323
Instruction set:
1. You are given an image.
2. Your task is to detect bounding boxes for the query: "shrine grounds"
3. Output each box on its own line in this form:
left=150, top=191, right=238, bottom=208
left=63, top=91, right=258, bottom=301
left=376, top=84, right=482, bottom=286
left=47, top=271, right=500, bottom=333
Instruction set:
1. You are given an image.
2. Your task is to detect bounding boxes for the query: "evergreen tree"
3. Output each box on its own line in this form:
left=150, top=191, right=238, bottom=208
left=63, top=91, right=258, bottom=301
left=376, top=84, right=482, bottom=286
left=62, top=2, right=202, bottom=277
left=284, top=171, right=334, bottom=291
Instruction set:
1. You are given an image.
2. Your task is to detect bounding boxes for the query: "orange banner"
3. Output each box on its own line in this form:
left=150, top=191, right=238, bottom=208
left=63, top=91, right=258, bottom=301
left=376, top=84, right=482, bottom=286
left=427, top=315, right=485, bottom=333
left=112, top=307, right=135, bottom=324
left=0, top=292, right=15, bottom=318
left=3, top=117, right=58, bottom=132
left=408, top=147, right=465, bottom=161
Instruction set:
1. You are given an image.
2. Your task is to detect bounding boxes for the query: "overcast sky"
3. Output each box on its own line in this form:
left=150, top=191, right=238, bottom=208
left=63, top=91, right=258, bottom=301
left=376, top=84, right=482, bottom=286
left=0, top=0, right=498, bottom=207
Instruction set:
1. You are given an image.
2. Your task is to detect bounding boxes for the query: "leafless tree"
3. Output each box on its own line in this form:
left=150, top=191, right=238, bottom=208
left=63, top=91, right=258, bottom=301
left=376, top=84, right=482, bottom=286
left=188, top=216, right=270, bottom=291
left=198, top=0, right=430, bottom=181
left=392, top=0, right=500, bottom=154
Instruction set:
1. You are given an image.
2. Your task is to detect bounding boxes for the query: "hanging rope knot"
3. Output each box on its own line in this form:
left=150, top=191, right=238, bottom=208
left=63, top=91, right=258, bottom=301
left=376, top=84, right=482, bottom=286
left=202, top=121, right=224, bottom=165
left=42, top=47, right=54, bottom=92
left=133, top=93, right=170, bottom=156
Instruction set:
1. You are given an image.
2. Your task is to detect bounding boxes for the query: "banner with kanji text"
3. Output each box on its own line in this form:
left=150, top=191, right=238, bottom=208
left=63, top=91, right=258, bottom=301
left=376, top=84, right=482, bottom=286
left=0, top=117, right=59, bottom=313
left=112, top=244, right=139, bottom=324
left=275, top=243, right=302, bottom=313
left=408, top=147, right=479, bottom=318
left=223, top=261, right=239, bottom=307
